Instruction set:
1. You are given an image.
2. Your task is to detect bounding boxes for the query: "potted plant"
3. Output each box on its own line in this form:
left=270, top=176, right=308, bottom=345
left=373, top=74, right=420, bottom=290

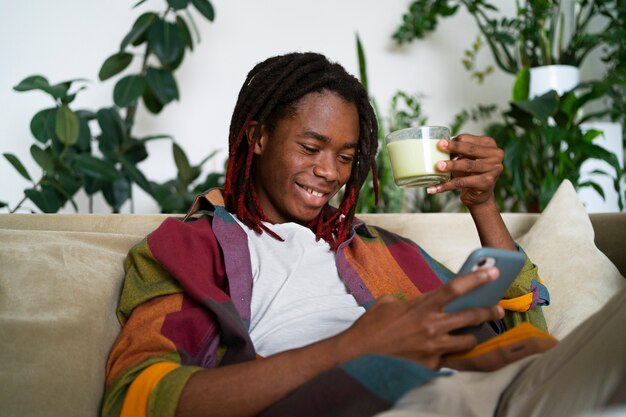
left=487, top=72, right=623, bottom=211
left=392, top=0, right=625, bottom=211
left=1, top=0, right=224, bottom=214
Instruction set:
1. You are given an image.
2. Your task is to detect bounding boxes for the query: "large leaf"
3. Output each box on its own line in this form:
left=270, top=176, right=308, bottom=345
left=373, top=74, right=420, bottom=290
left=113, top=75, right=145, bottom=108
left=75, top=111, right=93, bottom=152
left=122, top=138, right=149, bottom=163
left=13, top=75, right=50, bottom=93
left=173, top=142, right=193, bottom=184
left=13, top=75, right=76, bottom=100
left=97, top=108, right=126, bottom=159
left=153, top=180, right=185, bottom=213
left=168, top=0, right=189, bottom=10
left=516, top=90, right=559, bottom=121
left=30, top=108, right=57, bottom=143
left=512, top=67, right=530, bottom=102
left=55, top=104, right=80, bottom=145
left=120, top=157, right=153, bottom=194
left=145, top=67, right=179, bottom=104
left=539, top=173, right=559, bottom=210
left=142, top=85, right=165, bottom=114
left=42, top=176, right=80, bottom=212
left=148, top=19, right=183, bottom=65
left=25, top=187, right=62, bottom=213
left=191, top=0, right=215, bottom=21
left=120, top=12, right=158, bottom=51
left=3, top=153, right=32, bottom=181
left=30, top=145, right=55, bottom=173
left=74, top=155, right=120, bottom=181
left=102, top=178, right=130, bottom=212
left=84, top=176, right=105, bottom=195
left=176, top=15, right=194, bottom=51
left=99, top=52, right=134, bottom=81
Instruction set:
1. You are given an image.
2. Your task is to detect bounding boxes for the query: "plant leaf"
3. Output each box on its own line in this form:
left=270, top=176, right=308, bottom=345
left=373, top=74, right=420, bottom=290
left=25, top=187, right=62, bottom=213
left=173, top=143, right=193, bottom=184
left=99, top=52, right=134, bottom=81
left=30, top=145, right=55, bottom=173
left=512, top=67, right=530, bottom=102
left=121, top=138, right=149, bottom=164
left=356, top=33, right=368, bottom=93
left=120, top=157, right=153, bottom=194
left=3, top=153, right=32, bottom=181
left=142, top=84, right=164, bottom=114
left=148, top=19, right=183, bottom=65
left=139, top=134, right=173, bottom=142
left=75, top=112, right=92, bottom=152
left=176, top=15, right=194, bottom=51
left=97, top=108, right=127, bottom=159
left=516, top=91, right=559, bottom=121
left=55, top=104, right=80, bottom=145
left=191, top=0, right=215, bottom=21
left=120, top=12, right=158, bottom=50
left=74, top=155, right=120, bottom=181
left=113, top=74, right=145, bottom=108
left=168, top=0, right=189, bottom=10
left=13, top=75, right=50, bottom=93
left=102, top=178, right=130, bottom=212
left=30, top=108, right=57, bottom=143
left=145, top=67, right=179, bottom=104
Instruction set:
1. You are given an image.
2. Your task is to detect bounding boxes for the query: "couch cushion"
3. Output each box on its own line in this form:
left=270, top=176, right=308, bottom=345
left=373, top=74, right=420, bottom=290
left=516, top=180, right=625, bottom=339
left=0, top=228, right=144, bottom=417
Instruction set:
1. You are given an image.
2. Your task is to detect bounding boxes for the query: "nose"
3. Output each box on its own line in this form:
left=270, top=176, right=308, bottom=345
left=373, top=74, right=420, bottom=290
left=313, top=153, right=339, bottom=182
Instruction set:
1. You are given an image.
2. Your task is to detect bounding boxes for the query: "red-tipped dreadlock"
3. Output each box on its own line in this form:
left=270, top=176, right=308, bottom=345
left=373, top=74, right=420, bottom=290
left=223, top=52, right=379, bottom=250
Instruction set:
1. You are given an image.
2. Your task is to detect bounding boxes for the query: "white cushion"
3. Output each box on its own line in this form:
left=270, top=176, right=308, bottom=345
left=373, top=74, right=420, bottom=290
left=516, top=180, right=624, bottom=339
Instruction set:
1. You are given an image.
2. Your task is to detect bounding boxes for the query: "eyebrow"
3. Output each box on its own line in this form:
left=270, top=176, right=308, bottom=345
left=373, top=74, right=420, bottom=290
left=302, top=129, right=358, bottom=149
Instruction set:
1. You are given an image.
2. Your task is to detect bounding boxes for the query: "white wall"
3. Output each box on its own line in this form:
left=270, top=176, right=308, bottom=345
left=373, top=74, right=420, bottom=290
left=1, top=0, right=604, bottom=213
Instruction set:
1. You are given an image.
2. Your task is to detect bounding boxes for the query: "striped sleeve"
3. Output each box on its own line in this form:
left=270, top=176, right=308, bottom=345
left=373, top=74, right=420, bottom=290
left=102, top=216, right=254, bottom=417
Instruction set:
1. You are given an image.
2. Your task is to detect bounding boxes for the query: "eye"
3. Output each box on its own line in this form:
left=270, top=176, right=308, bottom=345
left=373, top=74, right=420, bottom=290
left=301, top=144, right=319, bottom=154
left=338, top=154, right=355, bottom=164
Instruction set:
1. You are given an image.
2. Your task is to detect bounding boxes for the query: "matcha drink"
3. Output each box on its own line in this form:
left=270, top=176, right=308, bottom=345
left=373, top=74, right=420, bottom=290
left=385, top=126, right=451, bottom=188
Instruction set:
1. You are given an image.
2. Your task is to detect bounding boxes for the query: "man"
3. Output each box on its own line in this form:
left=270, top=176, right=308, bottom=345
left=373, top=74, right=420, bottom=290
left=102, top=52, right=623, bottom=417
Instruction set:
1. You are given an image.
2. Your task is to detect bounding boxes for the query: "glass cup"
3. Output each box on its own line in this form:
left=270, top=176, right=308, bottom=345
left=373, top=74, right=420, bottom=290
left=385, top=126, right=451, bottom=188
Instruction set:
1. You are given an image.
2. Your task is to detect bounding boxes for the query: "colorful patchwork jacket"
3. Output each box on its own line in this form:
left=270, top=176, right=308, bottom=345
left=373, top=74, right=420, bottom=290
left=102, top=189, right=549, bottom=417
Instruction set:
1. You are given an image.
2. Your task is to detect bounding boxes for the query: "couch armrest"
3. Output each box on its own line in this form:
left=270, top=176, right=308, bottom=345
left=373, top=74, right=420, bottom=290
left=590, top=213, right=626, bottom=277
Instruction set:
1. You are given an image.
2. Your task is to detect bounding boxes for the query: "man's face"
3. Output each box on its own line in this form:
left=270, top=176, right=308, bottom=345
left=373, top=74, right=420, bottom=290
left=252, top=90, right=359, bottom=225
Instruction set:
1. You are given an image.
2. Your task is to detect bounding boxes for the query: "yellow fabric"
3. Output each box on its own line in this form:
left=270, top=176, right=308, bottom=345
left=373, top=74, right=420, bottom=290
left=119, top=362, right=180, bottom=417
left=499, top=292, right=534, bottom=312
left=455, top=322, right=554, bottom=359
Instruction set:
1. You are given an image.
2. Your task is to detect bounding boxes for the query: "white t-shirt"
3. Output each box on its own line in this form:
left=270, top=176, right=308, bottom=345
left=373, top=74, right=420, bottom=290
left=235, top=218, right=366, bottom=357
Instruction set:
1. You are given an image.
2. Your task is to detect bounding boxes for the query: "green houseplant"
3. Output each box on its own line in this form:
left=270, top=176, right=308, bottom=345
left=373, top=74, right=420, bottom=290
left=393, top=0, right=621, bottom=74
left=488, top=72, right=623, bottom=211
left=2, top=0, right=224, bottom=214
left=392, top=0, right=625, bottom=211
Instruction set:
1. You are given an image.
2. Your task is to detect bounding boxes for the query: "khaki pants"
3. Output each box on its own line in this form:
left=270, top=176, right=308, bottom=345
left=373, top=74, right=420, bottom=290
left=377, top=285, right=626, bottom=417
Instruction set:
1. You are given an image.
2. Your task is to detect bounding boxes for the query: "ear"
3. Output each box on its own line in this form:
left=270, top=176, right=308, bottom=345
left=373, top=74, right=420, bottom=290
left=246, top=121, right=269, bottom=156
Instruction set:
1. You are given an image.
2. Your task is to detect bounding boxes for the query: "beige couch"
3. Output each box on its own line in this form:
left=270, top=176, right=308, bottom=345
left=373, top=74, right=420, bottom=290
left=0, top=181, right=624, bottom=417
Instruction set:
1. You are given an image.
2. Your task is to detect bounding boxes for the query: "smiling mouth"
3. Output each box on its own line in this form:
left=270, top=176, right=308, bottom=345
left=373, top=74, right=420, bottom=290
left=298, top=184, right=330, bottom=199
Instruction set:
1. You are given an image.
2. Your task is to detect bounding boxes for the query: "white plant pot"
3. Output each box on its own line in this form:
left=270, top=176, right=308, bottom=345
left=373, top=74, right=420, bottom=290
left=578, top=121, right=625, bottom=213
left=529, top=65, right=580, bottom=97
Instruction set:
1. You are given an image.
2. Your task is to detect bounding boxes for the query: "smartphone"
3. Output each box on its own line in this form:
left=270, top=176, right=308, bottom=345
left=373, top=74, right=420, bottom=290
left=444, top=247, right=525, bottom=313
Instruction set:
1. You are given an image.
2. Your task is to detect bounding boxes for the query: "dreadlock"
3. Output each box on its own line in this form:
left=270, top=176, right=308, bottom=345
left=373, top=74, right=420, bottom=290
left=223, top=52, right=379, bottom=250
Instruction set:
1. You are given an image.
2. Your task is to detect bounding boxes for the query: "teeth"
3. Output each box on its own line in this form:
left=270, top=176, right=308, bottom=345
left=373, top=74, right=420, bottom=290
left=306, top=187, right=324, bottom=197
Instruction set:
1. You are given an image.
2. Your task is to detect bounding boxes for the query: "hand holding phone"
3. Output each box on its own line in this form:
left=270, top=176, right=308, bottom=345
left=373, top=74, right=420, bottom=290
left=444, top=247, right=525, bottom=313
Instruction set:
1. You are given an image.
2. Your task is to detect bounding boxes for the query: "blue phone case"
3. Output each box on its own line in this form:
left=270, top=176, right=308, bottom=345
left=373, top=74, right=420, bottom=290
left=444, top=247, right=525, bottom=313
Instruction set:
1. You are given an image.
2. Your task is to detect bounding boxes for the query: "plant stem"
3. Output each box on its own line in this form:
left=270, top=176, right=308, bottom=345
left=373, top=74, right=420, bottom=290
left=469, top=4, right=518, bottom=74
left=10, top=178, right=42, bottom=213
